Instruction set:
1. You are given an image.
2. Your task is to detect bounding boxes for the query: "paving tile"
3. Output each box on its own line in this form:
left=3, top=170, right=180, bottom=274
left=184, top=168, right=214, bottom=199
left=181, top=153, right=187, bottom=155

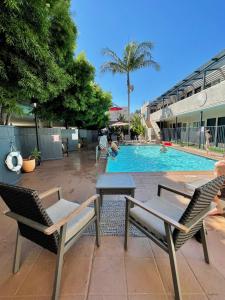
left=16, top=255, right=92, bottom=296
left=208, top=295, right=225, bottom=300
left=60, top=255, right=93, bottom=295
left=103, top=295, right=128, bottom=300
left=88, top=295, right=127, bottom=300
left=0, top=240, right=41, bottom=297
left=0, top=296, right=85, bottom=300
left=87, top=296, right=104, bottom=300
left=87, top=295, right=127, bottom=300
left=150, top=240, right=183, bottom=259
left=125, top=237, right=153, bottom=258
left=65, top=236, right=95, bottom=259
left=125, top=257, right=165, bottom=294
left=166, top=294, right=207, bottom=300
left=184, top=259, right=225, bottom=295
left=155, top=257, right=203, bottom=294
left=89, top=257, right=127, bottom=295
left=129, top=295, right=167, bottom=300
left=102, top=296, right=127, bottom=300
left=94, top=236, right=124, bottom=257
left=206, top=230, right=225, bottom=278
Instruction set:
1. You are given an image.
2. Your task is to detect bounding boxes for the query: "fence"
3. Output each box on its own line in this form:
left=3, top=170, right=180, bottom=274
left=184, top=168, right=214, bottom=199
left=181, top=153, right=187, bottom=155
left=162, top=125, right=225, bottom=152
left=0, top=126, right=22, bottom=184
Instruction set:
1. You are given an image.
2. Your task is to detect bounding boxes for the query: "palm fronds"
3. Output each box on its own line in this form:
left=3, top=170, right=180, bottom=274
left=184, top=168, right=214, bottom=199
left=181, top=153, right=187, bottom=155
left=101, top=41, right=159, bottom=74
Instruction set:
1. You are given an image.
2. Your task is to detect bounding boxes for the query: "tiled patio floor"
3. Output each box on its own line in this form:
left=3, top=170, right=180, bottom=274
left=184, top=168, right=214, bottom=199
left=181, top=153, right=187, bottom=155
left=0, top=149, right=225, bottom=300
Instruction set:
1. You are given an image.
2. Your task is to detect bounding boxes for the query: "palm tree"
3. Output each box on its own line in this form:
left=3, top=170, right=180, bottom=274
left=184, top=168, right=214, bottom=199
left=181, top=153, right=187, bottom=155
left=101, top=41, right=159, bottom=135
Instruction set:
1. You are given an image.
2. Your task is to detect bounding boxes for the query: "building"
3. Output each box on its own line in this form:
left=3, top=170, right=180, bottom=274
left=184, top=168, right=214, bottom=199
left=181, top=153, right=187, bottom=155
left=108, top=104, right=128, bottom=125
left=141, top=49, right=225, bottom=148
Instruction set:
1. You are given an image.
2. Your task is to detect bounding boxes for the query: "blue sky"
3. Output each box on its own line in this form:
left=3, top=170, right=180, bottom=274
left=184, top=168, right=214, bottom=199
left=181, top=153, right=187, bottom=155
left=71, top=0, right=225, bottom=112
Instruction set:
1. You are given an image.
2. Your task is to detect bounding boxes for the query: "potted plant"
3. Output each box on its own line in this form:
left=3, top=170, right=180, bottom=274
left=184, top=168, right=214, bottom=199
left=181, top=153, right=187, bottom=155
left=22, top=148, right=41, bottom=173
left=30, top=147, right=41, bottom=166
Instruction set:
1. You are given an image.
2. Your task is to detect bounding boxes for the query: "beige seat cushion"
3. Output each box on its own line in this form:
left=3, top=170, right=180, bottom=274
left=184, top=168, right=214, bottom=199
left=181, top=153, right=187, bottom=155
left=46, top=199, right=95, bottom=242
left=130, top=196, right=184, bottom=241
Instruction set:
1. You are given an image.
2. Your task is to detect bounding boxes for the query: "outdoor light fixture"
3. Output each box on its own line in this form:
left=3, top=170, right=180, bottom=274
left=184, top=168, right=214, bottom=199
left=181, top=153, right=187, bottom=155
left=32, top=102, right=40, bottom=158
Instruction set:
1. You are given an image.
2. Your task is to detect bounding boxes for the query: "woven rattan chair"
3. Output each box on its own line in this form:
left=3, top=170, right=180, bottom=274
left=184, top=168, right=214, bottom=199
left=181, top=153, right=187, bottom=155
left=124, top=175, right=225, bottom=300
left=0, top=183, right=100, bottom=300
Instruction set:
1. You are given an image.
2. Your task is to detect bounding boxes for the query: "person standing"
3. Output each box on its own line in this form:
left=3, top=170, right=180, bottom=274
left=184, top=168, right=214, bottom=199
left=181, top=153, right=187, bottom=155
left=205, top=129, right=211, bottom=154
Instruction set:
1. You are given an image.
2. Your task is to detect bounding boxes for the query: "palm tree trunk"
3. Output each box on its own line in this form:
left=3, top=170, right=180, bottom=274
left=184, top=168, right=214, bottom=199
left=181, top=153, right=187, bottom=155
left=127, top=72, right=131, bottom=137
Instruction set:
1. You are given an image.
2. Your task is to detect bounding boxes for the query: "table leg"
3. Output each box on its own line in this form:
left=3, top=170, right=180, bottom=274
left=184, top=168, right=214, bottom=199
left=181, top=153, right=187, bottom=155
left=130, top=189, right=135, bottom=208
left=100, top=193, right=103, bottom=207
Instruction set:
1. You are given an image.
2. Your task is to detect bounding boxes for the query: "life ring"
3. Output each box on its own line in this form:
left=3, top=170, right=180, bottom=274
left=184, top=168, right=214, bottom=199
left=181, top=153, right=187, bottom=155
left=5, top=151, right=23, bottom=173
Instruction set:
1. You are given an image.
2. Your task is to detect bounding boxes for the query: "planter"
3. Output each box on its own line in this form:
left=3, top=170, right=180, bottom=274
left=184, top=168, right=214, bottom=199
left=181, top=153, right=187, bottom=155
left=22, top=159, right=36, bottom=173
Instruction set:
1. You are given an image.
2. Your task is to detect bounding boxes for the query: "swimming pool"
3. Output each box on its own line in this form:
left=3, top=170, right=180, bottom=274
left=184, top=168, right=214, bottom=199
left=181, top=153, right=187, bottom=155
left=106, top=145, right=216, bottom=173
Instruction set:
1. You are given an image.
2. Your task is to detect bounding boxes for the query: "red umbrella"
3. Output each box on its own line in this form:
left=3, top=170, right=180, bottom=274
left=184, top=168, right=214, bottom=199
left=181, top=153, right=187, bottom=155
left=109, top=107, right=122, bottom=111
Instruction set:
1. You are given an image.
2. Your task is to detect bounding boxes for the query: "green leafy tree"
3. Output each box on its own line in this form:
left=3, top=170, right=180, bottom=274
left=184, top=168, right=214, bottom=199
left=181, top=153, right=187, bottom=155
left=49, top=0, right=76, bottom=68
left=0, top=0, right=73, bottom=124
left=101, top=41, right=159, bottom=135
left=38, top=53, right=112, bottom=128
left=79, top=84, right=112, bottom=129
left=131, top=113, right=145, bottom=136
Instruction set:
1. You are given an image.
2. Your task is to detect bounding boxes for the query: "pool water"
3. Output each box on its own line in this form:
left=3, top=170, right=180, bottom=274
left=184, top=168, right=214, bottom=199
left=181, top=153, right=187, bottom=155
left=106, top=145, right=216, bottom=173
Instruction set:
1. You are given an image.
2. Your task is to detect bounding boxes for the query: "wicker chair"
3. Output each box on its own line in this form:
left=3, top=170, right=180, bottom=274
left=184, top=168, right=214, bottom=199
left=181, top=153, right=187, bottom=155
left=124, top=175, right=225, bottom=300
left=0, top=183, right=100, bottom=300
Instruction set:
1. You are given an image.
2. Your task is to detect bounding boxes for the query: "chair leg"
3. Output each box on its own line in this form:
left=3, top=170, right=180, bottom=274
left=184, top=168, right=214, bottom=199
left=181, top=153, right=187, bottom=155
left=95, top=198, right=101, bottom=247
left=165, top=223, right=182, bottom=300
left=200, top=222, right=210, bottom=264
left=13, top=228, right=22, bottom=274
left=52, top=225, right=67, bottom=300
left=124, top=199, right=130, bottom=250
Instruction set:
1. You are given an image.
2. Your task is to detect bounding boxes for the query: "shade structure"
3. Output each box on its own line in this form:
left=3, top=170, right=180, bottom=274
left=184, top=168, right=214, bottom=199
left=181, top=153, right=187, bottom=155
left=110, top=122, right=129, bottom=127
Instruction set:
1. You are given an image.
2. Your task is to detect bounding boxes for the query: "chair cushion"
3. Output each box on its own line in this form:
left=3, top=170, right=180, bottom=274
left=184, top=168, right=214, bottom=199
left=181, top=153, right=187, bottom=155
left=130, top=196, right=184, bottom=241
left=46, top=199, right=95, bottom=242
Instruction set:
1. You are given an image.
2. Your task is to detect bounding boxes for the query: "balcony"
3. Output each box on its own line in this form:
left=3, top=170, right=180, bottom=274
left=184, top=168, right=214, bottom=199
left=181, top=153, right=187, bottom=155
left=150, top=80, right=225, bottom=122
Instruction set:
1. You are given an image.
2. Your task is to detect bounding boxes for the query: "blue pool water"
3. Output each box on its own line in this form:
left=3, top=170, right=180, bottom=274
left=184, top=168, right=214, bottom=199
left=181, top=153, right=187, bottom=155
left=106, top=145, right=216, bottom=173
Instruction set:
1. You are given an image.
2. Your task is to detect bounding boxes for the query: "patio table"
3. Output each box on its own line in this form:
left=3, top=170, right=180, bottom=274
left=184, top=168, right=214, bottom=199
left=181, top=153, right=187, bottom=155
left=96, top=173, right=136, bottom=206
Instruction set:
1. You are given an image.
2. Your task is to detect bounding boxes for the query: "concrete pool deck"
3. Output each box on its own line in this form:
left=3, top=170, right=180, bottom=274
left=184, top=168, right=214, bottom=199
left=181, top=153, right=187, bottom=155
left=0, top=149, right=225, bottom=299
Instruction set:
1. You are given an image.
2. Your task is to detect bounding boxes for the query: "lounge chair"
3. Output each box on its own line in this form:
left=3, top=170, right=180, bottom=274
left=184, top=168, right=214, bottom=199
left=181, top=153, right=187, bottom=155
left=0, top=183, right=100, bottom=300
left=124, top=176, right=225, bottom=300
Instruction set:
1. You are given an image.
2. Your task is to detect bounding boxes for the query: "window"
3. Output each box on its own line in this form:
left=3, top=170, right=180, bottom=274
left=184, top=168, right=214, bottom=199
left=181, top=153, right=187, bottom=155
left=194, top=86, right=201, bottom=94
left=193, top=122, right=200, bottom=128
left=218, top=117, right=225, bottom=126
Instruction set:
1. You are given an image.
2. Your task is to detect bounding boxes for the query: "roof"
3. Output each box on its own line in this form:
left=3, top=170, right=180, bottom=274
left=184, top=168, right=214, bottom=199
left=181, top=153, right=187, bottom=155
left=148, top=49, right=225, bottom=107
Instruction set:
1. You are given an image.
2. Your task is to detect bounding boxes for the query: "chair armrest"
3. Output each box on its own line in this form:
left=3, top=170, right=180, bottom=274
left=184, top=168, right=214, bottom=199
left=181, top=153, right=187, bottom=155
left=4, top=211, right=48, bottom=233
left=157, top=184, right=192, bottom=199
left=39, top=187, right=62, bottom=200
left=125, top=195, right=189, bottom=233
left=44, top=194, right=100, bottom=235
left=4, top=194, right=99, bottom=236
